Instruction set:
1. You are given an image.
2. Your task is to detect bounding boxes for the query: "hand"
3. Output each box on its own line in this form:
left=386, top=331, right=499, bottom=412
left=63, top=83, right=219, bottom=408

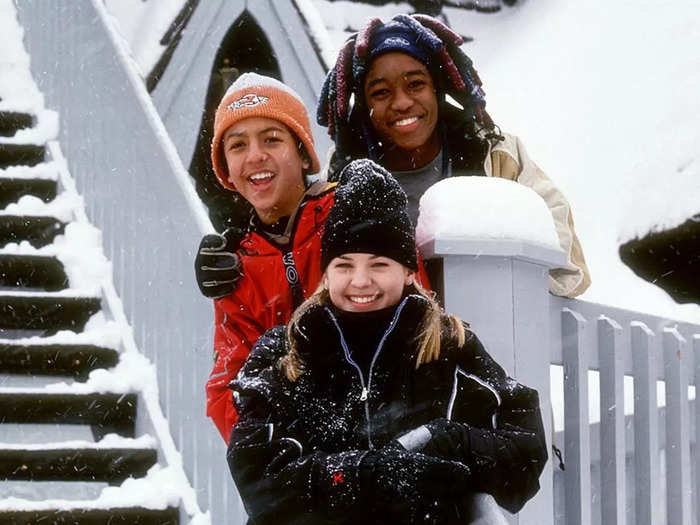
left=194, top=227, right=245, bottom=298
left=361, top=441, right=471, bottom=501
left=422, top=418, right=472, bottom=463
left=422, top=418, right=500, bottom=488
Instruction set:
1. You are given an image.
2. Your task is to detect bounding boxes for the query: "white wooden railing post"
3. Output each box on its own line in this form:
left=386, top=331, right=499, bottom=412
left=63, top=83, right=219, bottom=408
left=663, top=327, right=692, bottom=525
left=631, top=322, right=661, bottom=525
left=421, top=236, right=567, bottom=525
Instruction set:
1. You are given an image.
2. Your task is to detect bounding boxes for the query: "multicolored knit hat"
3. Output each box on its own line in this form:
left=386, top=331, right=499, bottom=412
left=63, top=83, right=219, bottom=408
left=321, top=159, right=417, bottom=271
left=317, top=14, right=493, bottom=144
left=211, top=73, right=321, bottom=190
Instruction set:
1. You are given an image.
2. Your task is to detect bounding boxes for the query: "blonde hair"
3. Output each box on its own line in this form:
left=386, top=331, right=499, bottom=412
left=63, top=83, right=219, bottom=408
left=280, top=275, right=465, bottom=382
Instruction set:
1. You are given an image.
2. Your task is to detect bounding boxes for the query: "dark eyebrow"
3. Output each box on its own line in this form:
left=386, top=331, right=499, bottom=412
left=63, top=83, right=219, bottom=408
left=223, top=129, right=244, bottom=140
left=224, top=125, right=286, bottom=141
left=259, top=126, right=286, bottom=135
left=366, top=69, right=427, bottom=90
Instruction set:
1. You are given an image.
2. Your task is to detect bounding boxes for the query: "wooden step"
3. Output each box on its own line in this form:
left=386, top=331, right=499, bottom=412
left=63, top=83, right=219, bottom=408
left=0, top=507, right=179, bottom=524
left=0, top=144, right=45, bottom=169
left=0, top=392, right=137, bottom=439
left=0, top=447, right=157, bottom=483
left=0, top=343, right=119, bottom=379
left=0, top=294, right=100, bottom=332
left=0, top=254, right=68, bottom=290
left=0, top=177, right=57, bottom=208
left=0, top=216, right=66, bottom=248
left=0, top=111, right=33, bottom=137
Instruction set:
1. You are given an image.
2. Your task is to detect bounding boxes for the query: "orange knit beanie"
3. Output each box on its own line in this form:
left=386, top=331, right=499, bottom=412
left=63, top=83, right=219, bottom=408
left=211, top=73, right=321, bottom=190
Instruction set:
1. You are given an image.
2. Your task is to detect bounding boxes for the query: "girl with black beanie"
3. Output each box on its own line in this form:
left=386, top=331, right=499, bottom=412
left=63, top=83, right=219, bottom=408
left=227, top=159, right=547, bottom=524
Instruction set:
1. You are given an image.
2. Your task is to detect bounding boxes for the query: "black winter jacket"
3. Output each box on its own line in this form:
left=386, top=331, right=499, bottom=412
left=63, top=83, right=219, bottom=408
left=227, top=295, right=547, bottom=524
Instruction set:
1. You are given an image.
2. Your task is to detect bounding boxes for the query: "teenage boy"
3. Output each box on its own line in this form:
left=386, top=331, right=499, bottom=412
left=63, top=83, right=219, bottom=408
left=197, top=73, right=429, bottom=441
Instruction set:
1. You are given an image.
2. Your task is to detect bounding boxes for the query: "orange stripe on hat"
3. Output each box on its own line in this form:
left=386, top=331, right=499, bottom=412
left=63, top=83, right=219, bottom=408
left=211, top=73, right=321, bottom=191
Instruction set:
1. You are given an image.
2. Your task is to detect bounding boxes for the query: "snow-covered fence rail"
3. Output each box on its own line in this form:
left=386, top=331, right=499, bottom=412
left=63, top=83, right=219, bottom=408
left=15, top=1, right=243, bottom=523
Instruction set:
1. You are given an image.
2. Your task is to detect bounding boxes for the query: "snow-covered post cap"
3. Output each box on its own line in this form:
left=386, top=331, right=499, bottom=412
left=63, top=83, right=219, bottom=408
left=416, top=177, right=567, bottom=268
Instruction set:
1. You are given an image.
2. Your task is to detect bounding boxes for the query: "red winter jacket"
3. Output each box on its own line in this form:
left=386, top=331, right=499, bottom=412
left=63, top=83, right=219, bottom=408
left=206, top=181, right=431, bottom=442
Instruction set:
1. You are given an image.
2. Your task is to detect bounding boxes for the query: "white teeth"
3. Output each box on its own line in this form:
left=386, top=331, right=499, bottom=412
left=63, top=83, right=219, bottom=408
left=393, top=116, right=419, bottom=127
left=349, top=294, right=378, bottom=304
left=249, top=172, right=274, bottom=182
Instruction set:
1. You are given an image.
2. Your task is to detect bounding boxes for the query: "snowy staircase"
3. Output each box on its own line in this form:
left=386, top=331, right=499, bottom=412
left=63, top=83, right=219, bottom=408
left=0, top=7, right=184, bottom=523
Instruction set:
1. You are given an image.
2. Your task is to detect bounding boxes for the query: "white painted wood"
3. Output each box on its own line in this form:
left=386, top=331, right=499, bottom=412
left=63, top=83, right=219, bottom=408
left=598, top=316, right=625, bottom=525
left=631, top=322, right=661, bottom=525
left=432, top=243, right=561, bottom=525
left=694, top=334, right=700, bottom=525
left=663, top=327, right=692, bottom=525
left=562, top=308, right=591, bottom=525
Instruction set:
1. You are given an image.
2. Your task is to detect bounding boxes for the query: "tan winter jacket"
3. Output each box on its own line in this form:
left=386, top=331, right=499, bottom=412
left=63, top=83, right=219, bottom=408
left=485, top=133, right=590, bottom=297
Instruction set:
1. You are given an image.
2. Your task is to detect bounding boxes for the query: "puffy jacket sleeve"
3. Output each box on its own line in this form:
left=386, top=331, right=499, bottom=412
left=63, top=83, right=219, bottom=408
left=486, top=133, right=591, bottom=297
left=207, top=288, right=267, bottom=442
left=444, top=329, right=548, bottom=513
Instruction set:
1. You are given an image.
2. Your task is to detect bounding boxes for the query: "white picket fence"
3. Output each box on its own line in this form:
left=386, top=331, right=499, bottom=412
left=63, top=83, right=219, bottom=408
left=552, top=300, right=698, bottom=525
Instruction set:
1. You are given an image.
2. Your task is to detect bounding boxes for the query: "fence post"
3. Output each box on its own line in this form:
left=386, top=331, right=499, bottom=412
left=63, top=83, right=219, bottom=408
left=663, top=327, right=692, bottom=525
left=695, top=335, right=700, bottom=525
left=598, top=316, right=625, bottom=525
left=631, top=322, right=661, bottom=525
left=422, top=237, right=566, bottom=525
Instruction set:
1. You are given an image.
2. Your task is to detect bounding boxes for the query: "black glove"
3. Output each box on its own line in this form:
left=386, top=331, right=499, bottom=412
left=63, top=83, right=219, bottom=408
left=421, top=418, right=506, bottom=492
left=194, top=227, right=245, bottom=298
left=360, top=441, right=471, bottom=509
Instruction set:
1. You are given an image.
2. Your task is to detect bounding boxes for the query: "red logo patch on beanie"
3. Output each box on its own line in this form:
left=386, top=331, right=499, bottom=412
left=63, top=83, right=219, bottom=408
left=228, top=93, right=269, bottom=110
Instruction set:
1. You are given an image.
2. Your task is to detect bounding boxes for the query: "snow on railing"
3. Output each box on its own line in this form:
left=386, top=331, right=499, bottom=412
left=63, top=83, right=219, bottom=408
left=14, top=2, right=223, bottom=523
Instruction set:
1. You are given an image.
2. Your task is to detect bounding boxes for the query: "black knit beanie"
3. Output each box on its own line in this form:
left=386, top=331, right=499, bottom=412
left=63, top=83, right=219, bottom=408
left=322, top=159, right=417, bottom=271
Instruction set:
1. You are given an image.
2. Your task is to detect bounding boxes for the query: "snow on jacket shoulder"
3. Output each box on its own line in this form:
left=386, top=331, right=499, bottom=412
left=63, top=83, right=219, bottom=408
left=484, top=132, right=591, bottom=297
left=227, top=295, right=547, bottom=523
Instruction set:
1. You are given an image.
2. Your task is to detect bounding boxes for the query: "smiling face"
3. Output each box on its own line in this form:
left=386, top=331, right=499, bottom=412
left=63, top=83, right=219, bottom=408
left=223, top=117, right=308, bottom=224
left=325, top=253, right=413, bottom=312
left=363, top=52, right=440, bottom=170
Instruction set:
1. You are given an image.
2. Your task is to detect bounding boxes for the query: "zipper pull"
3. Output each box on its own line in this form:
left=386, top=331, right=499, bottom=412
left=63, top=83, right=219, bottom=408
left=360, top=387, right=368, bottom=401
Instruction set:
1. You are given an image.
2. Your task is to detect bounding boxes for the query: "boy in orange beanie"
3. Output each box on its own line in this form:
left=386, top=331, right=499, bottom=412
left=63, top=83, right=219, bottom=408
left=196, top=73, right=332, bottom=440
left=197, top=73, right=430, bottom=441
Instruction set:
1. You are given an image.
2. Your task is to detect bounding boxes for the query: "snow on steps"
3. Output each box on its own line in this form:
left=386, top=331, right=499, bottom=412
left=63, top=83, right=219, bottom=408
left=0, top=143, right=45, bottom=169
left=0, top=4, right=187, bottom=522
left=0, top=253, right=68, bottom=291
left=0, top=110, right=33, bottom=137
left=0, top=290, right=101, bottom=333
left=0, top=434, right=157, bottom=483
left=0, top=177, right=57, bottom=209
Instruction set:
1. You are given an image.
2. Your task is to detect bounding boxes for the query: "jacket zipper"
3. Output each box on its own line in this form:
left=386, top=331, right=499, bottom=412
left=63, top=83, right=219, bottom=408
left=325, top=298, right=409, bottom=449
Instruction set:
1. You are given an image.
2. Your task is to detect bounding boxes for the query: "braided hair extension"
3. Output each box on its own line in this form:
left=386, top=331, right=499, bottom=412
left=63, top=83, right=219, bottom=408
left=317, top=14, right=499, bottom=178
